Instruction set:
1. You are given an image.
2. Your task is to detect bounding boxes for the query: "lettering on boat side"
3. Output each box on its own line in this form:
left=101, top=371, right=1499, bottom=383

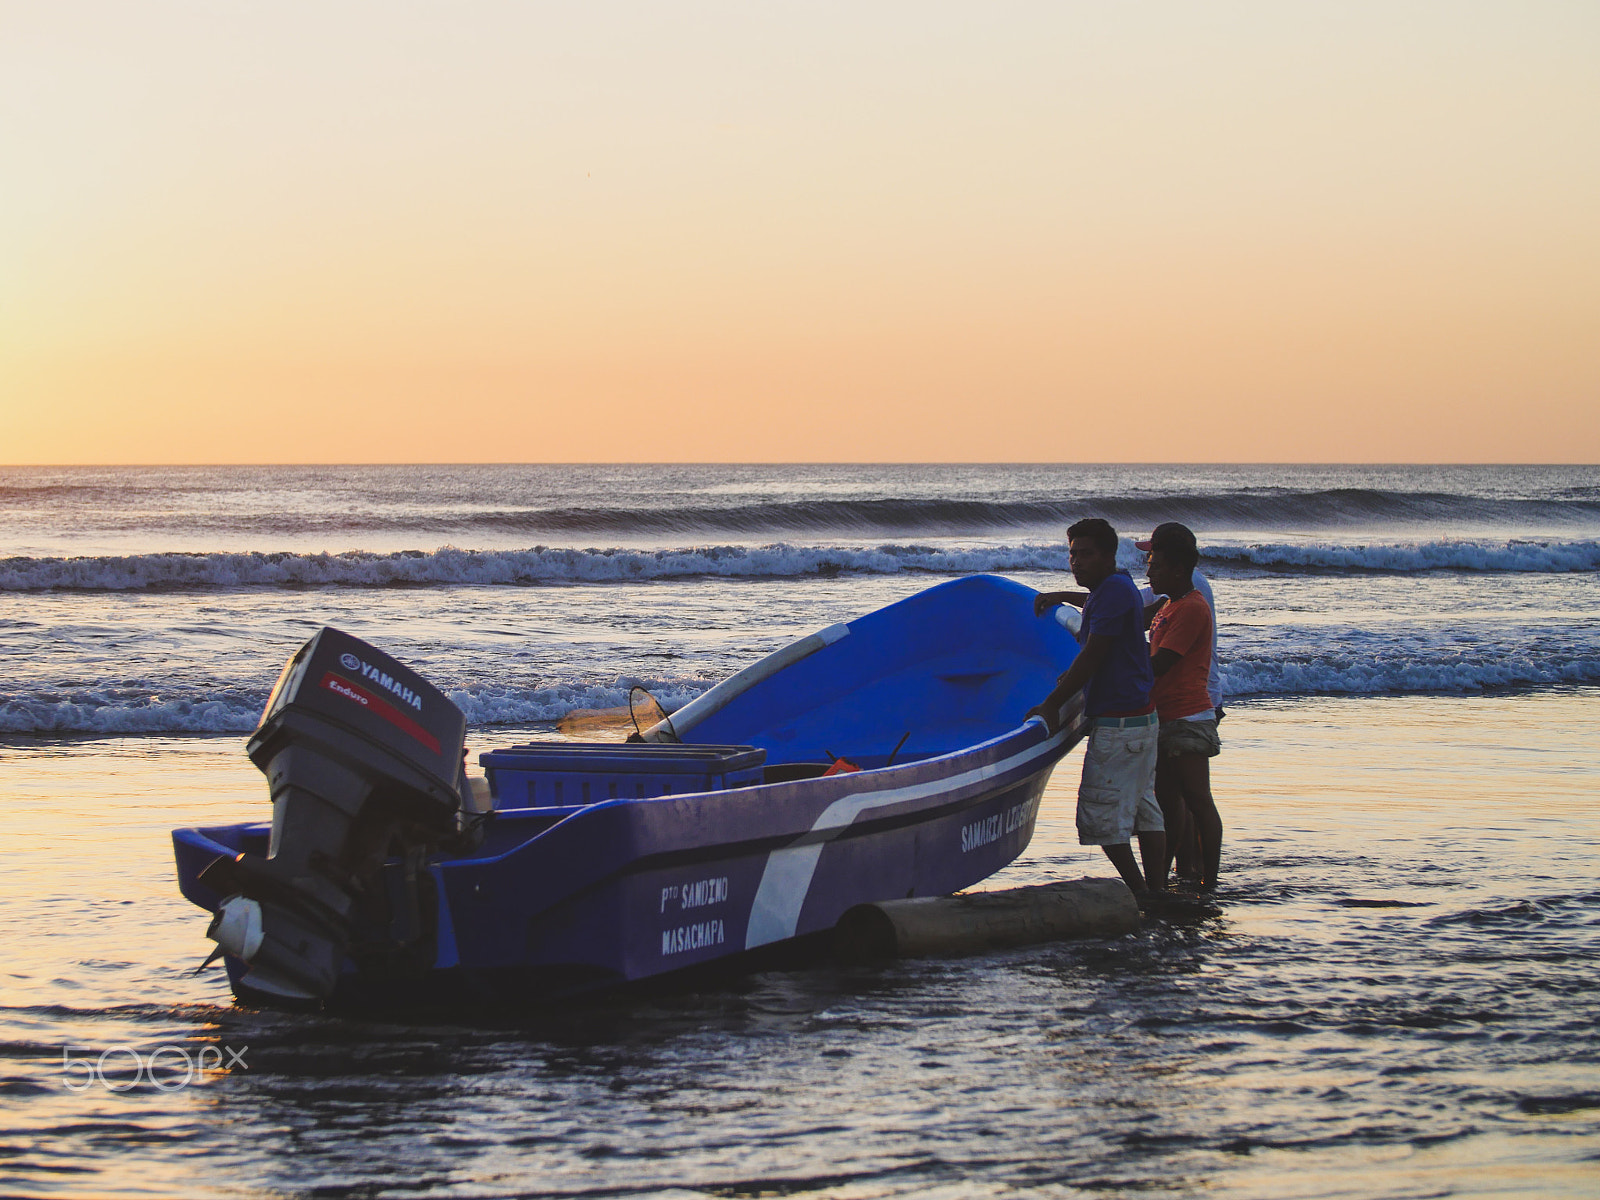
left=658, top=876, right=732, bottom=956
left=960, top=796, right=1040, bottom=853
left=661, top=918, right=726, bottom=956
left=744, top=731, right=1068, bottom=950
left=660, top=875, right=729, bottom=914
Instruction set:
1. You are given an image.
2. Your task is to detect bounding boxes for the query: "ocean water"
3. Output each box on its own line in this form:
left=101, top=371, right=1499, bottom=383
left=1, top=463, right=1597, bottom=1197
left=2, top=464, right=1598, bottom=735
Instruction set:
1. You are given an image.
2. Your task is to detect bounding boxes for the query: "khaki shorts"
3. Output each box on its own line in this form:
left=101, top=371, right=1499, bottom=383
left=1077, top=722, right=1162, bottom=846
left=1159, top=717, right=1221, bottom=759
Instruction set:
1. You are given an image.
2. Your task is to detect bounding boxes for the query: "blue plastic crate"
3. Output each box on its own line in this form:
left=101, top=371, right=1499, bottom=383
left=479, top=742, right=767, bottom=809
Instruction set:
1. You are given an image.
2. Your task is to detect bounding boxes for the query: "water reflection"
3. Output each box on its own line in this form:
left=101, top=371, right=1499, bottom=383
left=3, top=693, right=1598, bottom=1197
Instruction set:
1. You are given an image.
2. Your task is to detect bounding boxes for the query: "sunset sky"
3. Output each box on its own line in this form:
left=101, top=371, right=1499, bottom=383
left=3, top=2, right=1597, bottom=464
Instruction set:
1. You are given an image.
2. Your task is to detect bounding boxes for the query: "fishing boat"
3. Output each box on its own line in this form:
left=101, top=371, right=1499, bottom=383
left=172, top=573, right=1087, bottom=1009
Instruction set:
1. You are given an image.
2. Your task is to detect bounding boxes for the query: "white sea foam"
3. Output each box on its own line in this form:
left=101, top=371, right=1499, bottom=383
left=5, top=645, right=1595, bottom=734
left=0, top=696, right=264, bottom=735
left=446, top=680, right=711, bottom=728
left=0, top=680, right=713, bottom=736
left=1221, top=650, right=1600, bottom=698
left=0, top=545, right=1076, bottom=590
left=2, top=537, right=1595, bottom=592
left=1207, top=539, right=1600, bottom=574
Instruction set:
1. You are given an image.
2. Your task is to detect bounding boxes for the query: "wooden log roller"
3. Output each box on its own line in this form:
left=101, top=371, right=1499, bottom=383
left=833, top=877, right=1142, bottom=963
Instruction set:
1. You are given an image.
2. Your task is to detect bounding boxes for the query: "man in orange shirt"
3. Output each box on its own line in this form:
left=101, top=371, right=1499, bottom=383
left=1145, top=523, right=1224, bottom=891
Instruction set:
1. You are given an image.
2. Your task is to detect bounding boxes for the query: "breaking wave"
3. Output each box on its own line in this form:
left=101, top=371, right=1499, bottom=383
left=0, top=544, right=1071, bottom=591
left=1207, top=539, right=1600, bottom=574
left=429, top=489, right=1600, bottom=535
left=2, top=538, right=1596, bottom=592
left=0, top=679, right=714, bottom=737
left=11, top=478, right=1598, bottom=536
left=4, top=648, right=1595, bottom=735
left=448, top=679, right=711, bottom=730
left=1220, top=648, right=1600, bottom=699
left=0, top=692, right=267, bottom=736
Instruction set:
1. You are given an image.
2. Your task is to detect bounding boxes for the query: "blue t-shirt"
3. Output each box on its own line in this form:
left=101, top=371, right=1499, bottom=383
left=1078, top=570, right=1154, bottom=717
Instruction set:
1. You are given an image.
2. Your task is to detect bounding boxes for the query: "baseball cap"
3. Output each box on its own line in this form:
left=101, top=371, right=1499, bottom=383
left=1136, top=522, right=1197, bottom=556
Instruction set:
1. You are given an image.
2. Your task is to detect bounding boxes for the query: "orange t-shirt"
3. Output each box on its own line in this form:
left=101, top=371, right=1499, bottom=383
left=1148, top=589, right=1214, bottom=721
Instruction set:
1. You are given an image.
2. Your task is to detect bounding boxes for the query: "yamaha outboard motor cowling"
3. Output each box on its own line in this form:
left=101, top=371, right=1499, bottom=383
left=201, top=628, right=466, bottom=1001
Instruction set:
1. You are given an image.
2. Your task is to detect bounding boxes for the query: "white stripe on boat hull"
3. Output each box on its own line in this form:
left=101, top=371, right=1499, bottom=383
left=744, top=723, right=1071, bottom=949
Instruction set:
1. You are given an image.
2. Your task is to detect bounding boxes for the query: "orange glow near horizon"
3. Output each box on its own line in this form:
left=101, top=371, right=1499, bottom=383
left=3, top=3, right=1598, bottom=464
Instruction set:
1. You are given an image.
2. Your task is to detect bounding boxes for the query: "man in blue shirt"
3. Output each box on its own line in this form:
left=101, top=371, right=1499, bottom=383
left=1029, top=518, right=1166, bottom=904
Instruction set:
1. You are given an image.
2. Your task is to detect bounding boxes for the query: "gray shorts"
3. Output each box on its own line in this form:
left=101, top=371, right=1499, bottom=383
left=1077, top=722, right=1163, bottom=846
left=1159, top=717, right=1221, bottom=759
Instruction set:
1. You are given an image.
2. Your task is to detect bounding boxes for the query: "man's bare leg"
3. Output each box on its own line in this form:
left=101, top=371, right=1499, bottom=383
left=1138, top=829, right=1169, bottom=893
left=1177, top=754, right=1223, bottom=887
left=1154, top=758, right=1190, bottom=886
left=1102, top=843, right=1148, bottom=895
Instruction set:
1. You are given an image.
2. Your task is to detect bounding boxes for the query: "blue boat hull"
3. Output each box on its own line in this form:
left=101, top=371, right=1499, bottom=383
left=173, top=575, right=1087, bottom=1007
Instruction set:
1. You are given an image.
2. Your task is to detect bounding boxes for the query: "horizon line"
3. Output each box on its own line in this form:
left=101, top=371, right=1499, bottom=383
left=2, top=460, right=1596, bottom=470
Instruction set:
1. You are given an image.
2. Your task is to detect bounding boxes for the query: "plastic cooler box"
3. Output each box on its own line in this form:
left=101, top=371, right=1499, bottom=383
left=479, top=742, right=767, bottom=808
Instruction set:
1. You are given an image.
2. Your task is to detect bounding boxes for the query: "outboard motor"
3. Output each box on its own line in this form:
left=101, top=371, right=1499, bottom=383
left=200, top=628, right=466, bottom=1001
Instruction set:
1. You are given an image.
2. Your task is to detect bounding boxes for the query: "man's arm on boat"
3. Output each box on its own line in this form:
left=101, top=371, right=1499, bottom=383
left=1025, top=634, right=1114, bottom=732
left=1034, top=590, right=1089, bottom=616
left=1037, top=589, right=1163, bottom=624
left=1151, top=647, right=1182, bottom=677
